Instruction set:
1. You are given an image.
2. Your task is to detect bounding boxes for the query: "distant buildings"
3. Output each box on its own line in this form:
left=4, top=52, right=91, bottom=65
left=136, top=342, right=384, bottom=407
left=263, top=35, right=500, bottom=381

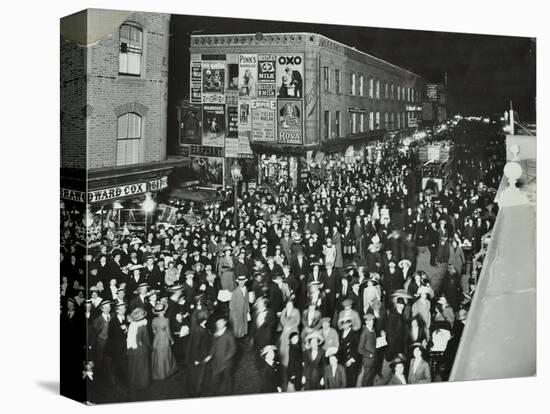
left=422, top=82, right=447, bottom=125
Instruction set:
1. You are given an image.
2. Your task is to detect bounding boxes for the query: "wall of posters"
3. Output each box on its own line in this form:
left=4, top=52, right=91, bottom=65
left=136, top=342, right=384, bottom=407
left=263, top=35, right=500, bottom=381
left=202, top=61, right=225, bottom=103
left=238, top=54, right=258, bottom=98
left=277, top=99, right=303, bottom=144
left=190, top=156, right=224, bottom=187
left=251, top=99, right=276, bottom=142
left=227, top=106, right=238, bottom=138
left=276, top=54, right=304, bottom=98
left=190, top=61, right=202, bottom=104
left=179, top=105, right=202, bottom=145
left=202, top=105, right=226, bottom=147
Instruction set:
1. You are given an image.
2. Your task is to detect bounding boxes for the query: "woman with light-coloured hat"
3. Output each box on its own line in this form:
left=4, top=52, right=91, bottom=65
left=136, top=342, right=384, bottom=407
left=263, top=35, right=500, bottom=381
left=412, top=285, right=433, bottom=331
left=151, top=302, right=177, bottom=380
left=303, top=331, right=326, bottom=390
left=127, top=307, right=151, bottom=391
left=434, top=295, right=456, bottom=329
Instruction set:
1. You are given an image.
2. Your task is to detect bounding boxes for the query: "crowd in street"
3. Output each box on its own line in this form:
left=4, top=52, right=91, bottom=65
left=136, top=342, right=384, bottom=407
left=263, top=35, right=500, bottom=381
left=60, top=124, right=503, bottom=400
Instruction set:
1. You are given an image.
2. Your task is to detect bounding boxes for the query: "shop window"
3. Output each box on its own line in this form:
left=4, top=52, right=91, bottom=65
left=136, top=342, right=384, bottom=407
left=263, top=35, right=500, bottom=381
left=335, top=69, right=341, bottom=93
left=116, top=112, right=142, bottom=166
left=335, top=111, right=341, bottom=137
left=323, top=66, right=330, bottom=91
left=119, top=23, right=143, bottom=76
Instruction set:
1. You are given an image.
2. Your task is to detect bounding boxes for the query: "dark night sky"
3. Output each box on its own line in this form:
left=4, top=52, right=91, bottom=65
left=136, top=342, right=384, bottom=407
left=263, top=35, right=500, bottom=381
left=169, top=14, right=536, bottom=121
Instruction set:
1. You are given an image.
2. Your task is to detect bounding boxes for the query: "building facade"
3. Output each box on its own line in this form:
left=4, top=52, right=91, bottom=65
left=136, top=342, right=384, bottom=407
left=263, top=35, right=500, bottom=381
left=61, top=10, right=179, bottom=212
left=179, top=32, right=425, bottom=188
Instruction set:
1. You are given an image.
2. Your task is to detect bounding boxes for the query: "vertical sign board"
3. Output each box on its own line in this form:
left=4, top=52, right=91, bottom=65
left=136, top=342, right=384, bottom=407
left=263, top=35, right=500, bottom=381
left=257, top=54, right=277, bottom=98
left=238, top=54, right=258, bottom=99
left=190, top=59, right=202, bottom=104
left=238, top=101, right=252, bottom=134
left=277, top=99, right=303, bottom=144
left=202, top=105, right=226, bottom=147
left=202, top=61, right=226, bottom=104
left=251, top=100, right=277, bottom=142
left=276, top=54, right=304, bottom=99
left=227, top=106, right=239, bottom=138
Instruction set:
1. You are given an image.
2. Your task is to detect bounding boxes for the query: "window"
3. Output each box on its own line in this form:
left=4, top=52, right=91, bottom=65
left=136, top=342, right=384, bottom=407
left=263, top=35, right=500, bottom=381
left=351, top=73, right=356, bottom=95
left=369, top=112, right=374, bottom=130
left=391, top=83, right=394, bottom=100
left=397, top=112, right=401, bottom=129
left=407, top=87, right=411, bottom=102
left=335, top=111, right=341, bottom=137
left=369, top=77, right=374, bottom=98
left=116, top=113, right=142, bottom=166
left=324, top=110, right=330, bottom=139
left=359, top=75, right=364, bottom=96
left=390, top=113, right=395, bottom=130
left=375, top=79, right=380, bottom=99
left=384, top=112, right=389, bottom=129
left=335, top=69, right=341, bottom=93
left=119, top=23, right=143, bottom=76
left=375, top=112, right=380, bottom=129
left=323, top=66, right=330, bottom=91
left=384, top=82, right=388, bottom=99
left=350, top=112, right=357, bottom=134
left=360, top=113, right=365, bottom=132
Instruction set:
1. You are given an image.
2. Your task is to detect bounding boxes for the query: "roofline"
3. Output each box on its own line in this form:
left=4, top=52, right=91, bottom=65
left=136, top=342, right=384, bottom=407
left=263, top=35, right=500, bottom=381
left=190, top=32, right=424, bottom=79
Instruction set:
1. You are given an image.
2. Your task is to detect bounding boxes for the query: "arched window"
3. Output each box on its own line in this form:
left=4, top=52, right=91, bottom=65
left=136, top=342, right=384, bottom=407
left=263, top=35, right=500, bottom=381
left=119, top=23, right=143, bottom=76
left=116, top=113, right=142, bottom=166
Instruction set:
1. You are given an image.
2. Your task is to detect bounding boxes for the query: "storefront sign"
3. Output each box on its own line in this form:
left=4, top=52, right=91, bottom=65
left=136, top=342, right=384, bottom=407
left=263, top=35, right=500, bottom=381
left=60, top=188, right=87, bottom=203
left=202, top=61, right=225, bottom=104
left=406, top=104, right=423, bottom=111
left=189, top=144, right=224, bottom=158
left=276, top=54, right=304, bottom=98
left=202, top=104, right=226, bottom=147
left=149, top=176, right=168, bottom=192
left=251, top=99, right=276, bottom=142
left=258, top=54, right=276, bottom=82
left=227, top=106, right=238, bottom=138
left=277, top=99, right=303, bottom=144
left=238, top=54, right=258, bottom=98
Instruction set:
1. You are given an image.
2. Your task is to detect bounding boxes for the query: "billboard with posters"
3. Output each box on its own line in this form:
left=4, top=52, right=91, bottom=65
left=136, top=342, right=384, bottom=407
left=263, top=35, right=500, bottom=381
left=277, top=99, right=303, bottom=144
left=202, top=104, right=225, bottom=147
left=179, top=105, right=202, bottom=145
left=202, top=61, right=225, bottom=103
left=276, top=54, right=304, bottom=98
left=190, top=156, right=224, bottom=187
left=238, top=54, right=258, bottom=98
left=251, top=100, right=277, bottom=142
left=227, top=106, right=238, bottom=138
left=190, top=61, right=202, bottom=104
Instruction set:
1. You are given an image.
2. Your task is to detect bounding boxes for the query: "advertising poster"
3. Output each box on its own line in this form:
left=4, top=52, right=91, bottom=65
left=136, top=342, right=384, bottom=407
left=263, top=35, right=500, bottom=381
left=277, top=99, right=303, bottom=144
left=226, top=89, right=239, bottom=106
left=179, top=105, right=202, bottom=145
left=190, top=61, right=202, bottom=104
left=190, top=156, right=224, bottom=187
left=202, top=104, right=225, bottom=147
left=258, top=54, right=276, bottom=83
left=251, top=99, right=277, bottom=142
left=202, top=61, right=225, bottom=103
left=227, top=106, right=238, bottom=138
left=238, top=134, right=253, bottom=155
left=238, top=101, right=251, bottom=133
left=227, top=63, right=239, bottom=90
left=238, top=54, right=258, bottom=98
left=276, top=54, right=304, bottom=98
left=258, top=84, right=276, bottom=98
left=225, top=138, right=239, bottom=158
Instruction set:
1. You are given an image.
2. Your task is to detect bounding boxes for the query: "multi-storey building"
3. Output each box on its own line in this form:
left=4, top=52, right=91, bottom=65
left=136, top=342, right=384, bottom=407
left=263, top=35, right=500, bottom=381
left=178, top=32, right=425, bottom=188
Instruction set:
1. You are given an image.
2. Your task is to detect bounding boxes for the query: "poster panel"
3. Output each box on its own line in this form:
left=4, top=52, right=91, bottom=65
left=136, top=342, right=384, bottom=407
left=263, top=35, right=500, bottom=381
left=258, top=53, right=276, bottom=83
left=258, top=84, right=276, bottom=98
left=202, top=104, right=225, bottom=147
left=238, top=54, right=258, bottom=98
left=225, top=138, right=239, bottom=158
left=276, top=54, right=304, bottom=98
left=251, top=99, right=276, bottom=142
left=238, top=101, right=252, bottom=133
left=180, top=105, right=202, bottom=145
left=227, top=63, right=239, bottom=90
left=227, top=106, right=238, bottom=138
left=190, top=156, right=224, bottom=187
left=202, top=61, right=225, bottom=103
left=238, top=134, right=253, bottom=155
left=277, top=99, right=303, bottom=144
left=190, top=61, right=202, bottom=104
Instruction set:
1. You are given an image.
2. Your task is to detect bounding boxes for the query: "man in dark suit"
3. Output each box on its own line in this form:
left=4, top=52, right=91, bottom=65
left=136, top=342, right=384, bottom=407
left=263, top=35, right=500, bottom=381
left=129, top=282, right=149, bottom=311
left=358, top=314, right=377, bottom=386
left=186, top=312, right=211, bottom=397
left=321, top=262, right=339, bottom=319
left=107, top=302, right=128, bottom=386
left=92, top=299, right=112, bottom=380
left=206, top=317, right=237, bottom=396
left=337, top=318, right=360, bottom=387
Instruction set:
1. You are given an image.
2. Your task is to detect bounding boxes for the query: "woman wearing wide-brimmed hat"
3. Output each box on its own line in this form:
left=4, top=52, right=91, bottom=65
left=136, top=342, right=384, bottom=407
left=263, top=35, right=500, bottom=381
left=127, top=307, right=151, bottom=391
left=303, top=331, right=326, bottom=390
left=411, top=285, right=433, bottom=331
left=387, top=353, right=407, bottom=385
left=151, top=302, right=177, bottom=380
left=408, top=343, right=431, bottom=384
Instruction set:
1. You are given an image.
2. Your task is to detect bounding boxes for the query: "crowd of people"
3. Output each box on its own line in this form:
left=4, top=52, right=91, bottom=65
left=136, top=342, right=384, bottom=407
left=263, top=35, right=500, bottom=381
left=60, top=122, right=504, bottom=401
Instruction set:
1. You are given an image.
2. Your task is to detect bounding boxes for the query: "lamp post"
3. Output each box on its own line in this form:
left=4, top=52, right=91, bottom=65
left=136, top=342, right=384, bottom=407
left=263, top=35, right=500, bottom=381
left=230, top=161, right=242, bottom=228
left=142, top=192, right=156, bottom=237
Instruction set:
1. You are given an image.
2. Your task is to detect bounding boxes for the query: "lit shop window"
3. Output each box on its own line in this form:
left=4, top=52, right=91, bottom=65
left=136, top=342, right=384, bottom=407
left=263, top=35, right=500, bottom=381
left=116, top=112, right=142, bottom=166
left=323, top=66, right=330, bottom=91
left=351, top=73, right=356, bottom=95
left=119, top=23, right=143, bottom=76
left=336, top=69, right=341, bottom=93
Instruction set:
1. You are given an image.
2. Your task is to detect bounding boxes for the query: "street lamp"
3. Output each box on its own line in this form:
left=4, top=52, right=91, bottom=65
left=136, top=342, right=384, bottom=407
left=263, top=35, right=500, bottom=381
left=142, top=192, right=156, bottom=236
left=230, top=161, right=242, bottom=227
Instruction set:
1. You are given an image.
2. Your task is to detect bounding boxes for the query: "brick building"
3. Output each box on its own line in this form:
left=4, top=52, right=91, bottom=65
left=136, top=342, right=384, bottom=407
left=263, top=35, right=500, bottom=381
left=177, top=32, right=425, bottom=188
left=61, top=9, right=181, bottom=212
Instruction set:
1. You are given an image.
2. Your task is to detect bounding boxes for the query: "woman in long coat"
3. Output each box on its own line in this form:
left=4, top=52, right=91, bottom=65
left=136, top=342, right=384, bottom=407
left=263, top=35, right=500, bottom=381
left=151, top=303, right=177, bottom=380
left=127, top=307, right=151, bottom=390
left=448, top=240, right=465, bottom=276
left=278, top=300, right=300, bottom=368
left=303, top=332, right=326, bottom=390
left=229, top=276, right=250, bottom=338
left=332, top=227, right=344, bottom=269
left=217, top=247, right=235, bottom=291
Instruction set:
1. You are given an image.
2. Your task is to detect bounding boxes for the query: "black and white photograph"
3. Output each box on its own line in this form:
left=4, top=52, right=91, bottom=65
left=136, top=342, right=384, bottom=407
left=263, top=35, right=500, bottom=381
left=4, top=0, right=540, bottom=411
